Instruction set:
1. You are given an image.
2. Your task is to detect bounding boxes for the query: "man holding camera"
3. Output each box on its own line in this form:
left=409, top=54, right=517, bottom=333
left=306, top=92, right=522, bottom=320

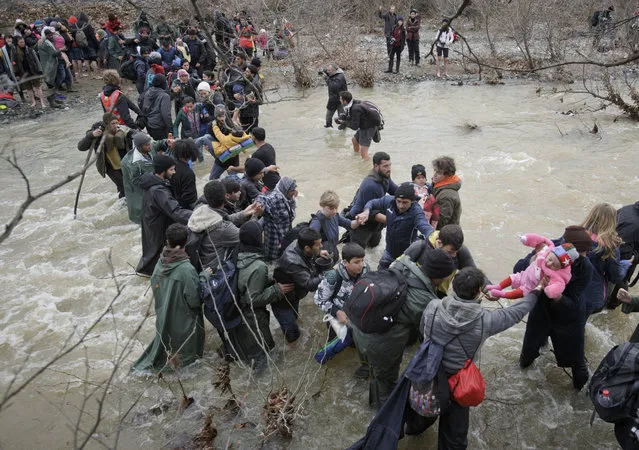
left=321, top=64, right=347, bottom=128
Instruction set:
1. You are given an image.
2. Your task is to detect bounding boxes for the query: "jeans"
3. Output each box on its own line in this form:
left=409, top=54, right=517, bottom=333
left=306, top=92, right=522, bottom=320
left=194, top=135, right=212, bottom=161
left=271, top=298, right=300, bottom=343
left=55, top=62, right=72, bottom=90
left=209, top=160, right=228, bottom=180
left=377, top=249, right=395, bottom=270
left=325, top=104, right=344, bottom=127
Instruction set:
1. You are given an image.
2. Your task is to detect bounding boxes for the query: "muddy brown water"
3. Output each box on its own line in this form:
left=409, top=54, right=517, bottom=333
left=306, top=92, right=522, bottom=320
left=0, top=81, right=638, bottom=449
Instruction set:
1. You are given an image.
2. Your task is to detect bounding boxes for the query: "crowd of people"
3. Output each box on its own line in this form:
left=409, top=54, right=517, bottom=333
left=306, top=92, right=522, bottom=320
left=0, top=9, right=296, bottom=110
left=4, top=6, right=639, bottom=449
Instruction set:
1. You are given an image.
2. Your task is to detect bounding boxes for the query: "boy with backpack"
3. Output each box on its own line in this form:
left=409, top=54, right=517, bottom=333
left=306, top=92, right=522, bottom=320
left=314, top=243, right=370, bottom=374
left=347, top=249, right=456, bottom=409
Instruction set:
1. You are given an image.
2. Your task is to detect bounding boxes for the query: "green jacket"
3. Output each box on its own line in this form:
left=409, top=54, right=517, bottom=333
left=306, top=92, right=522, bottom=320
left=236, top=251, right=285, bottom=355
left=38, top=38, right=59, bottom=86
left=132, top=252, right=204, bottom=372
left=120, top=143, right=163, bottom=224
left=433, top=178, right=462, bottom=229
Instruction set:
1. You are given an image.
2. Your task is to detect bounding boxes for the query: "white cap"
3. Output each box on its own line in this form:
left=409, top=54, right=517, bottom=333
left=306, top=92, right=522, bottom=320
left=197, top=81, right=211, bottom=92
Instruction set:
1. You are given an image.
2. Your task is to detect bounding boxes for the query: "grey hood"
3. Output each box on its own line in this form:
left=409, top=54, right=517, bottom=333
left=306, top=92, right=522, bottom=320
left=188, top=204, right=223, bottom=233
left=438, top=294, right=484, bottom=335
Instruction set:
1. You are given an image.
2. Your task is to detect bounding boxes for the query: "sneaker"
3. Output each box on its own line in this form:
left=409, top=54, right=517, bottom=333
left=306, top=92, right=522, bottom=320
left=354, top=364, right=370, bottom=379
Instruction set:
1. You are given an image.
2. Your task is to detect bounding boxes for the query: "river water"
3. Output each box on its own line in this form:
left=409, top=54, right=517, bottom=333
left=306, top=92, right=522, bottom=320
left=1, top=81, right=638, bottom=449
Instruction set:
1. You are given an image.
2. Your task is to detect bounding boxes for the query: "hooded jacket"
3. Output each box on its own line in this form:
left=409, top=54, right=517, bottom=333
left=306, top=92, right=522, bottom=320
left=325, top=68, right=347, bottom=109
left=314, top=260, right=370, bottom=316
left=186, top=204, right=240, bottom=270
left=136, top=173, right=192, bottom=275
left=584, top=235, right=628, bottom=315
left=421, top=291, right=540, bottom=376
left=142, top=86, right=172, bottom=131
left=349, top=169, right=398, bottom=218
left=237, top=250, right=285, bottom=353
left=171, top=159, right=198, bottom=210
left=77, top=126, right=128, bottom=177
left=120, top=146, right=157, bottom=224
left=433, top=175, right=462, bottom=229
left=364, top=196, right=433, bottom=259
left=132, top=249, right=203, bottom=371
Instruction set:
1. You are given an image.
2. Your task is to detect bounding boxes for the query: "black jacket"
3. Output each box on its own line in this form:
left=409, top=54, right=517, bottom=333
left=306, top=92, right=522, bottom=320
left=142, top=86, right=172, bottom=131
left=185, top=37, right=206, bottom=66
left=171, top=159, right=198, bottom=209
left=253, top=143, right=279, bottom=191
left=136, top=173, right=192, bottom=275
left=276, top=240, right=322, bottom=302
left=325, top=69, right=347, bottom=109
left=348, top=100, right=381, bottom=131
left=617, top=201, right=639, bottom=259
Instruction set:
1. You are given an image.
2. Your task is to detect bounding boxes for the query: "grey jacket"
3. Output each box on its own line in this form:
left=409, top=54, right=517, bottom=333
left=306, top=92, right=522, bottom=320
left=186, top=204, right=240, bottom=270
left=421, top=291, right=540, bottom=376
left=142, top=86, right=172, bottom=130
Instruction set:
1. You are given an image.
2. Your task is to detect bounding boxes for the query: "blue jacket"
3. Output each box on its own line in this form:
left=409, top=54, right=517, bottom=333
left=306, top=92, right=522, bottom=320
left=348, top=170, right=398, bottom=218
left=584, top=242, right=628, bottom=315
left=309, top=211, right=352, bottom=247
left=364, top=196, right=433, bottom=258
left=159, top=46, right=178, bottom=66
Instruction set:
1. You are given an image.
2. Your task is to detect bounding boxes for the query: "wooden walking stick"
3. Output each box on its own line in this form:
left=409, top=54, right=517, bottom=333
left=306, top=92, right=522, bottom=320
left=74, top=133, right=105, bottom=219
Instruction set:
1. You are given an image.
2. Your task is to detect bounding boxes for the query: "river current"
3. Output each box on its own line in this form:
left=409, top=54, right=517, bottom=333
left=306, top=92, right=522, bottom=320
left=0, top=81, right=637, bottom=449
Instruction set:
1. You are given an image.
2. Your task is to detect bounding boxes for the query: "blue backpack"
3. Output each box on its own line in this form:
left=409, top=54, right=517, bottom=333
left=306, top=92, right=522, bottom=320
left=199, top=259, right=242, bottom=331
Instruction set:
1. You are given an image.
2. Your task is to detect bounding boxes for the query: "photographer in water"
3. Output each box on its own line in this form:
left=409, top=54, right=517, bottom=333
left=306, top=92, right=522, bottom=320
left=320, top=63, right=347, bottom=128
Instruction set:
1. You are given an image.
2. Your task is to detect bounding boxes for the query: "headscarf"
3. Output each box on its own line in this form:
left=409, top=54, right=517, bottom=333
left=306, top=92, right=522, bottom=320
left=239, top=220, right=263, bottom=254
left=275, top=177, right=297, bottom=218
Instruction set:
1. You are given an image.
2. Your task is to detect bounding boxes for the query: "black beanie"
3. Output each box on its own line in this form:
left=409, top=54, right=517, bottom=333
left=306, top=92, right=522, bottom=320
left=421, top=248, right=456, bottom=279
left=239, top=220, right=263, bottom=248
left=396, top=183, right=417, bottom=201
left=153, top=155, right=175, bottom=174
left=411, top=164, right=426, bottom=181
left=245, top=157, right=265, bottom=178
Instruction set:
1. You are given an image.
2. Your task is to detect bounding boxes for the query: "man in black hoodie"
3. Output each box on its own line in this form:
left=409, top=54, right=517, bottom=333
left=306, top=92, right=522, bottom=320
left=136, top=155, right=192, bottom=276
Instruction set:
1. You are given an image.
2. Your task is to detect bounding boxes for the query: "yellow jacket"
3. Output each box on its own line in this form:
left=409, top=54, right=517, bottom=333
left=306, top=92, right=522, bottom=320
left=212, top=123, right=250, bottom=157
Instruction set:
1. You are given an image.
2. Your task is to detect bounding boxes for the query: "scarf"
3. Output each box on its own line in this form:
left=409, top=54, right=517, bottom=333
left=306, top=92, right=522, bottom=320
left=160, top=246, right=189, bottom=265
left=434, top=174, right=461, bottom=189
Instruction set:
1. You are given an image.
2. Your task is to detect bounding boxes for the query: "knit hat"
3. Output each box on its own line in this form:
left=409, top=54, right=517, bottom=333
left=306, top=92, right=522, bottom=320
left=239, top=220, right=263, bottom=248
left=34, top=20, right=44, bottom=26
left=214, top=106, right=226, bottom=118
left=133, top=132, right=152, bottom=148
left=153, top=155, right=175, bottom=174
left=68, top=16, right=78, bottom=25
left=420, top=248, right=456, bottom=279
left=410, top=8, right=418, bottom=13
left=197, top=81, right=211, bottom=92
left=411, top=164, right=426, bottom=181
left=151, top=73, right=166, bottom=88
left=563, top=225, right=593, bottom=253
left=102, top=112, right=118, bottom=124
left=552, top=243, right=579, bottom=268
left=397, top=16, right=404, bottom=22
left=177, top=69, right=188, bottom=77
left=245, top=157, right=265, bottom=178
left=396, top=183, right=417, bottom=201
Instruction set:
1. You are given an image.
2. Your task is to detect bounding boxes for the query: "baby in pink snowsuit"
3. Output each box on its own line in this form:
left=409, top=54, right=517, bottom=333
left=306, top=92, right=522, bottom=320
left=486, top=233, right=579, bottom=299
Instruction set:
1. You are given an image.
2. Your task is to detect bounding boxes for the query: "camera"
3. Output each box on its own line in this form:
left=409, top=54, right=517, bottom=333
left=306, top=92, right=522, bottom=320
left=317, top=68, right=327, bottom=76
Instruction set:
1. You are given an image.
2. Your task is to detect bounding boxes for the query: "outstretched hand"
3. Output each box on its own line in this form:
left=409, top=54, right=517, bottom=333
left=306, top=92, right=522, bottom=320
left=618, top=288, right=633, bottom=304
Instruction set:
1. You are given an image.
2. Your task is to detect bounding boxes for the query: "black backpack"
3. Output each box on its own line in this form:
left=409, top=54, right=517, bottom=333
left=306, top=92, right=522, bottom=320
left=589, top=342, right=639, bottom=424
left=119, top=56, right=137, bottom=81
left=360, top=100, right=384, bottom=129
left=199, top=259, right=242, bottom=332
left=280, top=222, right=310, bottom=253
left=344, top=269, right=408, bottom=333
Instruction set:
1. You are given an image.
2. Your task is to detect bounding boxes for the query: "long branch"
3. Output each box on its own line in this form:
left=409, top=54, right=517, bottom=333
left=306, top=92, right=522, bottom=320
left=1, top=153, right=96, bottom=245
